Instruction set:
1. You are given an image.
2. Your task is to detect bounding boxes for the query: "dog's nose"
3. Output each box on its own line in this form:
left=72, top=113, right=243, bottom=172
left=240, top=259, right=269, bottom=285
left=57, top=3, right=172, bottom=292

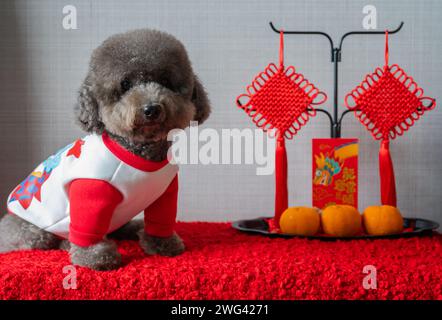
left=143, top=104, right=161, bottom=120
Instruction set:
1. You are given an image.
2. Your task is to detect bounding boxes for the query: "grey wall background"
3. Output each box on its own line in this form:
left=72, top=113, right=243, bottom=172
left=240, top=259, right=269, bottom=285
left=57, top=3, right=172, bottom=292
left=1, top=0, right=441, bottom=227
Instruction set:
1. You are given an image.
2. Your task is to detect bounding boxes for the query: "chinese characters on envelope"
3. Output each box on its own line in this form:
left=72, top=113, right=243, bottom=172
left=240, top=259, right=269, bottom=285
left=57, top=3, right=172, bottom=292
left=312, top=139, right=358, bottom=209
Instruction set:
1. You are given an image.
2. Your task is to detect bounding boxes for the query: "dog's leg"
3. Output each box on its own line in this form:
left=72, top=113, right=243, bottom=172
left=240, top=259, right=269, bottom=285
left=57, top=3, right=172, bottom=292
left=138, top=230, right=185, bottom=257
left=69, top=240, right=121, bottom=271
left=107, top=219, right=144, bottom=240
left=138, top=175, right=184, bottom=257
left=0, top=214, right=61, bottom=253
left=59, top=240, right=71, bottom=251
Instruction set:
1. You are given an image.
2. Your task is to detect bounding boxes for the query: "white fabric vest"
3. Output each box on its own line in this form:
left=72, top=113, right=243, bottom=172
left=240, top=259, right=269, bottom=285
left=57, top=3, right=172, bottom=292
left=7, top=134, right=178, bottom=239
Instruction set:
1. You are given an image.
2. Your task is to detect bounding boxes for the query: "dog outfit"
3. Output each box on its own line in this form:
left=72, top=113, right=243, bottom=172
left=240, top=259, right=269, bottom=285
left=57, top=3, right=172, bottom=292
left=7, top=132, right=179, bottom=247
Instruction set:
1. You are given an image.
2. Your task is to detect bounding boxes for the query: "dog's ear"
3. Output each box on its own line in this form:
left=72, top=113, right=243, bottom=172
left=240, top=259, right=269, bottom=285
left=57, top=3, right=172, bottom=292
left=192, top=75, right=211, bottom=124
left=74, top=75, right=104, bottom=133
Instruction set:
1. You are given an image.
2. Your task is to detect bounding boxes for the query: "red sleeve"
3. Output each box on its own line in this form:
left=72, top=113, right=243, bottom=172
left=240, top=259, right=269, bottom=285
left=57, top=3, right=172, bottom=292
left=144, top=175, right=178, bottom=238
left=68, top=179, right=123, bottom=247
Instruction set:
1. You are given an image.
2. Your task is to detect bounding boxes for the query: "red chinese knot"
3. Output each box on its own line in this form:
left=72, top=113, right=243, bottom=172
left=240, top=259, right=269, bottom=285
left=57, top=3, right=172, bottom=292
left=344, top=31, right=436, bottom=141
left=236, top=32, right=327, bottom=139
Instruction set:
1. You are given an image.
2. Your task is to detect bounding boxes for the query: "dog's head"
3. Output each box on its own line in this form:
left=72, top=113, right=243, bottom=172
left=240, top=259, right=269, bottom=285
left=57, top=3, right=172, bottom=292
left=75, top=29, right=210, bottom=143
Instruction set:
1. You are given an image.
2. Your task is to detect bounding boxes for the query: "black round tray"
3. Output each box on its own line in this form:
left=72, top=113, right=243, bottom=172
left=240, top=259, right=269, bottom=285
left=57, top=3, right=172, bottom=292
left=232, top=217, right=439, bottom=240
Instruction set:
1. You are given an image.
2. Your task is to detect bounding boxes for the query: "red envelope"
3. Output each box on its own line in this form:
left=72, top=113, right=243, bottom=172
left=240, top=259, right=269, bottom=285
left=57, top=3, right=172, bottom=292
left=312, top=138, right=358, bottom=209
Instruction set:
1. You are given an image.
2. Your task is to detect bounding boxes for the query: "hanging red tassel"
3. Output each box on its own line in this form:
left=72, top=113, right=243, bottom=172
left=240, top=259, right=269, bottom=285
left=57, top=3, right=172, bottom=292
left=236, top=31, right=326, bottom=229
left=379, top=139, right=397, bottom=206
left=274, top=135, right=288, bottom=228
left=345, top=31, right=435, bottom=207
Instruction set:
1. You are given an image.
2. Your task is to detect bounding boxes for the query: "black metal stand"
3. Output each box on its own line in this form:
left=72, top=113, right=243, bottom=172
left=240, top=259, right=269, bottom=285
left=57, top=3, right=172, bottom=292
left=269, top=21, right=404, bottom=138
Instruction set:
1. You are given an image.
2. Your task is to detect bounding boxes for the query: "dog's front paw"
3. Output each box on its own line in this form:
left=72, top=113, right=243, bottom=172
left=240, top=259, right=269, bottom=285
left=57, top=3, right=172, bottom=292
left=69, top=240, right=122, bottom=271
left=138, top=231, right=185, bottom=257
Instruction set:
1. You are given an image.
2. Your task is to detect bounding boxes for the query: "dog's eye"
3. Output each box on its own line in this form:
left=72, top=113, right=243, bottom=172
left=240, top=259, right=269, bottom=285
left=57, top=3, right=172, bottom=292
left=120, top=78, right=132, bottom=93
left=159, top=78, right=173, bottom=91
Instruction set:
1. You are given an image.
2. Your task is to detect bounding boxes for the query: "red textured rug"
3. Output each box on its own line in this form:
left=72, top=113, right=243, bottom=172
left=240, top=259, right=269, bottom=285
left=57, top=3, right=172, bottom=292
left=0, top=222, right=441, bottom=300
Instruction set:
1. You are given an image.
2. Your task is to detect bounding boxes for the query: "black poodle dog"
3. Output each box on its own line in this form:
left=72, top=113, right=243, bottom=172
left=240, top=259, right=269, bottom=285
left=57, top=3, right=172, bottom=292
left=0, top=29, right=210, bottom=270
